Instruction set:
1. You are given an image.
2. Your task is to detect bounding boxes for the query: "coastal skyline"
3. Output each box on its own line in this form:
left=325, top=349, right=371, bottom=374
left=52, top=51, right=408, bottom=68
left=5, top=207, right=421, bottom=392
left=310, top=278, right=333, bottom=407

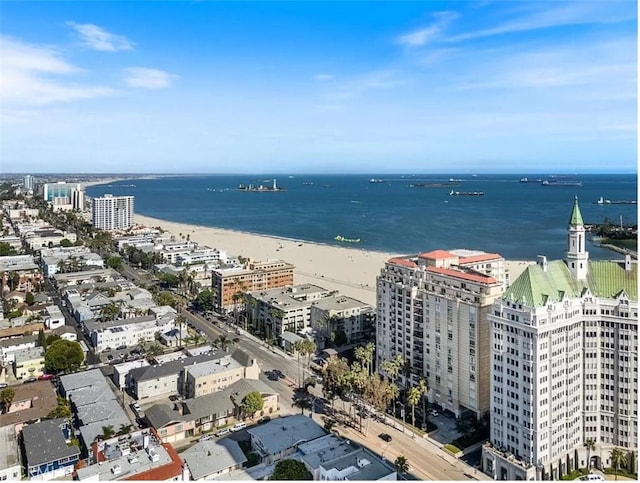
left=1, top=1, right=636, bottom=174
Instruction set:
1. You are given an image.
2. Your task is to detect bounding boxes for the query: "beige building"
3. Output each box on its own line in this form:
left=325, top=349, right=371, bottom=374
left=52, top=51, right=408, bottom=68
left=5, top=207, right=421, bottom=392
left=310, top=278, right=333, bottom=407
left=13, top=346, right=45, bottom=380
left=212, top=258, right=295, bottom=313
left=376, top=249, right=506, bottom=418
left=184, top=350, right=260, bottom=398
left=310, top=295, right=375, bottom=348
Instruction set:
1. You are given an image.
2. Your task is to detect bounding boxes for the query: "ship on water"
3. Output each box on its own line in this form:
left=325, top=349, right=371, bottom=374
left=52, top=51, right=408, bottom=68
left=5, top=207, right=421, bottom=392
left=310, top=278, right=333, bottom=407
left=237, top=178, right=286, bottom=192
left=541, top=176, right=582, bottom=187
left=594, top=196, right=637, bottom=205
left=335, top=235, right=361, bottom=243
left=369, top=178, right=388, bottom=183
left=409, top=182, right=459, bottom=188
left=449, top=190, right=484, bottom=196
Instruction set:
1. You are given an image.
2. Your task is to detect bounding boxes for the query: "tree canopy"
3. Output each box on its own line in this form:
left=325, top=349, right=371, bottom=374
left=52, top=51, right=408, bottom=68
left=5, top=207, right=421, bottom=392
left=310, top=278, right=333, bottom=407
left=241, top=391, right=264, bottom=417
left=271, top=459, right=312, bottom=480
left=193, top=289, right=214, bottom=312
left=45, top=339, right=84, bottom=374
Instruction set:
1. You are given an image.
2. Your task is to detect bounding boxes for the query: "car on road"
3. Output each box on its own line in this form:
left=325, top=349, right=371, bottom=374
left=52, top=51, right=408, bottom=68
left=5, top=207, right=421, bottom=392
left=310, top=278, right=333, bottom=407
left=230, top=422, right=247, bottom=432
left=199, top=435, right=213, bottom=442
left=107, top=354, right=114, bottom=361
left=38, top=374, right=55, bottom=380
left=0, top=383, right=8, bottom=388
left=215, top=428, right=231, bottom=437
left=24, top=377, right=38, bottom=384
left=378, top=433, right=392, bottom=443
left=257, top=416, right=271, bottom=424
left=131, top=402, right=142, bottom=413
left=272, top=369, right=284, bottom=379
left=429, top=409, right=439, bottom=417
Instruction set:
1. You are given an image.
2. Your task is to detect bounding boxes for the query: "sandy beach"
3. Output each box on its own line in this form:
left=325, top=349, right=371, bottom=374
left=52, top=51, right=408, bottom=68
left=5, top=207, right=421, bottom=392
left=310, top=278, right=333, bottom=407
left=133, top=213, right=534, bottom=307
left=135, top=213, right=393, bottom=305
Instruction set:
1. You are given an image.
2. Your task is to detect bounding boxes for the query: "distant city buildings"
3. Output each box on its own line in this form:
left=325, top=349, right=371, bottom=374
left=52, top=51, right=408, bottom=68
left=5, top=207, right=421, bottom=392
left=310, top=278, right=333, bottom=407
left=481, top=198, right=638, bottom=480
left=43, top=181, right=84, bottom=211
left=376, top=249, right=507, bottom=419
left=91, top=194, right=134, bottom=231
left=23, top=174, right=35, bottom=191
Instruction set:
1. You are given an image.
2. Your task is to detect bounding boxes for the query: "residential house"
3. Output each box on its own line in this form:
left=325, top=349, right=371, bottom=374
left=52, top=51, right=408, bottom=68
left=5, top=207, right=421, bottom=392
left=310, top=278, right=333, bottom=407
left=13, top=346, right=45, bottom=380
left=0, top=425, right=22, bottom=481
left=22, top=418, right=80, bottom=480
left=182, top=438, right=247, bottom=480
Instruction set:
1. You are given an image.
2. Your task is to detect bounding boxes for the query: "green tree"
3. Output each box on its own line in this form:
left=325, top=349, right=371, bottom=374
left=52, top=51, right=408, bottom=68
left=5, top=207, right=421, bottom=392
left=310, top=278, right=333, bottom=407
left=106, top=255, right=122, bottom=270
left=241, top=391, right=264, bottom=418
left=215, top=335, right=235, bottom=352
left=0, top=388, right=16, bottom=414
left=609, top=447, right=627, bottom=480
left=354, top=342, right=375, bottom=376
left=394, top=455, right=409, bottom=475
left=584, top=438, right=596, bottom=470
left=46, top=397, right=72, bottom=419
left=147, top=343, right=164, bottom=357
left=99, top=302, right=121, bottom=321
left=117, top=424, right=133, bottom=436
left=155, top=291, right=176, bottom=308
left=322, top=356, right=350, bottom=410
left=271, top=460, right=312, bottom=480
left=0, top=242, right=17, bottom=256
left=25, top=292, right=35, bottom=305
left=100, top=425, right=115, bottom=440
left=37, top=329, right=47, bottom=348
left=59, top=238, right=73, bottom=248
left=193, top=289, right=214, bottom=312
left=45, top=339, right=84, bottom=374
left=407, top=386, right=421, bottom=432
left=418, top=379, right=428, bottom=430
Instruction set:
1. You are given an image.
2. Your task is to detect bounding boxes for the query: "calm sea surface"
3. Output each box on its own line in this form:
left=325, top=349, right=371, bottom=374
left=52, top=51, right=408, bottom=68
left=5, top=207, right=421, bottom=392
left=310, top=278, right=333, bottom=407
left=87, top=174, right=638, bottom=261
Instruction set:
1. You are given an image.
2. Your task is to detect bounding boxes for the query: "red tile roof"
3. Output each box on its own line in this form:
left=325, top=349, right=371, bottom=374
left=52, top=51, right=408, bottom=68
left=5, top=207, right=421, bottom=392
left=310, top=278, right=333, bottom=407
left=418, top=250, right=457, bottom=260
left=427, top=266, right=498, bottom=284
left=388, top=257, right=418, bottom=268
left=459, top=253, right=502, bottom=264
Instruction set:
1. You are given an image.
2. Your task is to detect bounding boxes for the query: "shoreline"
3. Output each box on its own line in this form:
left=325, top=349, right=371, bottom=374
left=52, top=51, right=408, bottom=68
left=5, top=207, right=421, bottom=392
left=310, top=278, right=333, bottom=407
left=134, top=213, right=536, bottom=307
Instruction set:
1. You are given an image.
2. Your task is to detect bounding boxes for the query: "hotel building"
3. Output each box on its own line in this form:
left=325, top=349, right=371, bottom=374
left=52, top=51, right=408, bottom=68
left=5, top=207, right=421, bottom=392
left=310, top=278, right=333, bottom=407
left=212, top=258, right=294, bottom=313
left=43, top=182, right=84, bottom=211
left=481, top=198, right=638, bottom=480
left=91, top=194, right=134, bottom=231
left=376, top=249, right=506, bottom=418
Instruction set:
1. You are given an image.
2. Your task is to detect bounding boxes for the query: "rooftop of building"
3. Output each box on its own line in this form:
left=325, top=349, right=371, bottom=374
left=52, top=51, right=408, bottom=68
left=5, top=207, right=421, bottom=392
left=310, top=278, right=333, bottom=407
left=129, top=354, right=218, bottom=382
left=59, top=368, right=107, bottom=394
left=504, top=258, right=638, bottom=307
left=320, top=447, right=396, bottom=480
left=22, top=418, right=80, bottom=468
left=12, top=345, right=44, bottom=363
left=0, top=380, right=58, bottom=428
left=247, top=414, right=326, bottom=455
left=0, top=424, right=19, bottom=473
left=182, top=438, right=247, bottom=480
left=310, top=295, right=371, bottom=311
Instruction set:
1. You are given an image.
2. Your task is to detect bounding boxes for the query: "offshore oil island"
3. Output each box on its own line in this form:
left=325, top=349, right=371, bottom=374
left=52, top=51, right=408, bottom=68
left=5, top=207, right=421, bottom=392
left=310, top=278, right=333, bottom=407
left=237, top=178, right=286, bottom=192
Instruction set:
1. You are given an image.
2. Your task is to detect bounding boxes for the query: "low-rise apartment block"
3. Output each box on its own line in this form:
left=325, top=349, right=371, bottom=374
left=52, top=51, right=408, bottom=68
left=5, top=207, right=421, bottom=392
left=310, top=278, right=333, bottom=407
left=184, top=349, right=260, bottom=398
left=212, top=258, right=295, bottom=313
left=310, top=295, right=375, bottom=348
left=13, top=346, right=45, bottom=380
left=40, top=246, right=104, bottom=277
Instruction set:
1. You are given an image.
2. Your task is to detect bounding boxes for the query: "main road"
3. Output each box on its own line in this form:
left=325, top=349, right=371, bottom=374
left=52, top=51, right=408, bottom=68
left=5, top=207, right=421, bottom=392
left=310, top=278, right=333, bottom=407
left=180, top=308, right=482, bottom=481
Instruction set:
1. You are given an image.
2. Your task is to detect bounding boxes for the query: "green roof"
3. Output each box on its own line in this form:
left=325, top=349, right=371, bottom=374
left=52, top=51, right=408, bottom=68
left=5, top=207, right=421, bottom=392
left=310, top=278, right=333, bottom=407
left=568, top=197, right=584, bottom=226
left=504, top=259, right=637, bottom=307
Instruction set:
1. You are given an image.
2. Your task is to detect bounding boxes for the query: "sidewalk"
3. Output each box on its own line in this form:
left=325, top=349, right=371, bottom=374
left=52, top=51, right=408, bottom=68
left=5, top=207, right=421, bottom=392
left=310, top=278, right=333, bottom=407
left=239, top=328, right=295, bottom=361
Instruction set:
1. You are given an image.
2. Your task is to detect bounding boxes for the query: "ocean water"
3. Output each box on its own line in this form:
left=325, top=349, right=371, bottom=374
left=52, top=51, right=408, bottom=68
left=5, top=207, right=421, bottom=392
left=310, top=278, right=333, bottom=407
left=87, top=173, right=637, bottom=261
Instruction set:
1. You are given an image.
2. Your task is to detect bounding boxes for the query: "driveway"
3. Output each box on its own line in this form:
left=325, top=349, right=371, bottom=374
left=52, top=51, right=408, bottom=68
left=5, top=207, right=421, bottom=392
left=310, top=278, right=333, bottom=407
left=428, top=413, right=462, bottom=444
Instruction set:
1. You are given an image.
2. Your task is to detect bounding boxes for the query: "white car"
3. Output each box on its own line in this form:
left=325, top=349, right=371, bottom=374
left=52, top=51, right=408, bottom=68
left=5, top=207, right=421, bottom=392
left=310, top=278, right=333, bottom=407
left=131, top=403, right=141, bottom=413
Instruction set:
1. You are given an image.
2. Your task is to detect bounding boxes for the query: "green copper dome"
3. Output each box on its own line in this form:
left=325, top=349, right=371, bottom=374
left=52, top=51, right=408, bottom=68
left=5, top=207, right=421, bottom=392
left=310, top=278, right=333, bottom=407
left=568, top=196, right=584, bottom=226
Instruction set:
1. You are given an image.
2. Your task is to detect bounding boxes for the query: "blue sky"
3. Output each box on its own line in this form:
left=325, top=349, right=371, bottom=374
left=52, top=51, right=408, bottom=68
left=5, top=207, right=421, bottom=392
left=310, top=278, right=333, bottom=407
left=0, top=1, right=636, bottom=174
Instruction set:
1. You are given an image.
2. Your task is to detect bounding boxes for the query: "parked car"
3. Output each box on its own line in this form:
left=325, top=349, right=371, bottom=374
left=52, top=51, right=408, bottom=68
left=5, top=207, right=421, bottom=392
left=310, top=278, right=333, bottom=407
left=199, top=435, right=213, bottom=442
left=230, top=422, right=247, bottom=432
left=23, top=377, right=37, bottom=384
left=378, top=433, right=392, bottom=443
left=257, top=416, right=271, bottom=424
left=215, top=428, right=231, bottom=437
left=131, top=402, right=141, bottom=413
left=0, top=383, right=8, bottom=388
left=38, top=374, right=55, bottom=380
left=429, top=409, right=439, bottom=417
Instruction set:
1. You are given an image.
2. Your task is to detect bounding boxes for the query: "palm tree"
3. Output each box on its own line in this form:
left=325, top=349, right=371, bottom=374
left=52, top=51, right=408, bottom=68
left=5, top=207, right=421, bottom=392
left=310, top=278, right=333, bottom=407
left=407, top=386, right=421, bottom=434
left=394, top=455, right=409, bottom=475
left=355, top=342, right=375, bottom=377
left=609, top=447, right=626, bottom=480
left=215, top=335, right=235, bottom=352
left=418, top=378, right=428, bottom=430
left=584, top=438, right=596, bottom=471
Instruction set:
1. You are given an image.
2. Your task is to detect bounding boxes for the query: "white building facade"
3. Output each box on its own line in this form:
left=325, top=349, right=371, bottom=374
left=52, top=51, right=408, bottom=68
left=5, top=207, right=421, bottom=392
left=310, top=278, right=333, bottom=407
left=481, top=198, right=638, bottom=480
left=91, top=194, right=134, bottom=231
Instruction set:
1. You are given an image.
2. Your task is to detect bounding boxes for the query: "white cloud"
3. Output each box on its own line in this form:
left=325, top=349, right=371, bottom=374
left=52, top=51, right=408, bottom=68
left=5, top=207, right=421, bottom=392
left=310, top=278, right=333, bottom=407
left=396, top=11, right=458, bottom=47
left=68, top=22, right=134, bottom=52
left=314, top=74, right=334, bottom=81
left=123, top=67, right=177, bottom=89
left=0, top=36, right=118, bottom=106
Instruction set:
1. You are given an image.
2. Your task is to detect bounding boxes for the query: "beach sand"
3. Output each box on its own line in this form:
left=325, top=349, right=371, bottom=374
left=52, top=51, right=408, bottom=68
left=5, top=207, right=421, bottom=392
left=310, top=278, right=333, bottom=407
left=134, top=213, right=534, bottom=306
left=135, top=213, right=394, bottom=305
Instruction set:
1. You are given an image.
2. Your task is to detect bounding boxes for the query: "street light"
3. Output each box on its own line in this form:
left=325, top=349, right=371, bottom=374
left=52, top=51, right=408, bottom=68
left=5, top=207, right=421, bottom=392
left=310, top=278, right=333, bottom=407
left=396, top=401, right=406, bottom=434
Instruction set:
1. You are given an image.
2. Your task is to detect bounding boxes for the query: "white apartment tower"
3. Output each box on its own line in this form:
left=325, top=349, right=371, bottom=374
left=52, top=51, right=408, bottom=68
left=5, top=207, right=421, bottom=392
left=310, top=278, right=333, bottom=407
left=91, top=194, right=134, bottom=231
left=24, top=175, right=34, bottom=191
left=376, top=249, right=506, bottom=418
left=482, top=198, right=638, bottom=480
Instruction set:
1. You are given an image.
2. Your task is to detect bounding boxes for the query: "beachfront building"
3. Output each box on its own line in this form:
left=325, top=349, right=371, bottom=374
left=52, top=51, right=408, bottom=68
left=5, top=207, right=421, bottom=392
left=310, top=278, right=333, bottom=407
left=376, top=249, right=506, bottom=419
left=43, top=182, right=84, bottom=211
left=212, top=258, right=295, bottom=313
left=481, top=198, right=638, bottom=481
left=91, top=194, right=134, bottom=231
left=310, top=295, right=375, bottom=348
left=245, top=283, right=332, bottom=340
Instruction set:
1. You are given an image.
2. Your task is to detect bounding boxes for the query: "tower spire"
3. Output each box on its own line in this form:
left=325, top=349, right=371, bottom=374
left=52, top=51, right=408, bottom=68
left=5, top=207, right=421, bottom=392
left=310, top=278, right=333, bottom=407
left=566, top=196, right=588, bottom=279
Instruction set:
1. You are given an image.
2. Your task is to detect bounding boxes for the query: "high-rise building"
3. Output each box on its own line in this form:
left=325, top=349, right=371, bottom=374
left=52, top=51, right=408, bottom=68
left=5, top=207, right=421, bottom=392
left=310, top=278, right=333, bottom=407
left=23, top=175, right=34, bottom=191
left=43, top=182, right=84, bottom=211
left=376, top=249, right=506, bottom=418
left=91, top=194, right=134, bottom=231
left=481, top=198, right=638, bottom=480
